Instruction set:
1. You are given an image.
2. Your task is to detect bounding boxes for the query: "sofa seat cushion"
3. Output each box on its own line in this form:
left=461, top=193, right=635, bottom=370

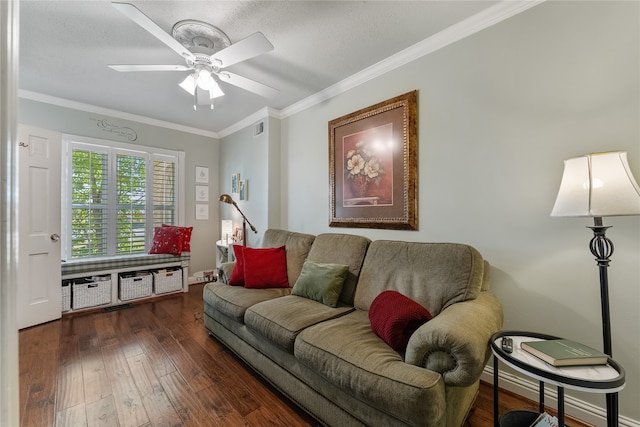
left=245, top=295, right=354, bottom=352
left=295, top=310, right=446, bottom=425
left=203, top=282, right=290, bottom=322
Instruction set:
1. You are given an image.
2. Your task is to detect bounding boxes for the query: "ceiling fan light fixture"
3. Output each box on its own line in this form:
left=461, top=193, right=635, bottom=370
left=196, top=69, right=213, bottom=90
left=208, top=80, right=225, bottom=99
left=179, top=73, right=196, bottom=95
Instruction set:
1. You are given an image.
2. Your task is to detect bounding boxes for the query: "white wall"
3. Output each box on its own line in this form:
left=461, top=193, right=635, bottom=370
left=18, top=98, right=220, bottom=273
left=276, top=1, right=639, bottom=422
left=219, top=118, right=271, bottom=247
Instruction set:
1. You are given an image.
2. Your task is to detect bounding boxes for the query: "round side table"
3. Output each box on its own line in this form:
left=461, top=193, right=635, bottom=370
left=490, top=331, right=625, bottom=427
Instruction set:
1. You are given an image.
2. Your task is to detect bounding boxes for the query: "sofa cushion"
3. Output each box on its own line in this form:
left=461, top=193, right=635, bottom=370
left=202, top=282, right=291, bottom=322
left=291, top=261, right=349, bottom=307
left=243, top=246, right=289, bottom=289
left=369, top=290, right=433, bottom=352
left=295, top=310, right=446, bottom=425
left=245, top=295, right=354, bottom=352
left=305, top=233, right=371, bottom=306
left=354, top=241, right=485, bottom=316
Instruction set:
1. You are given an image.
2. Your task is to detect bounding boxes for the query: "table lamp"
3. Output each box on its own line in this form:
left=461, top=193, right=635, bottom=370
left=551, top=151, right=640, bottom=426
left=219, top=194, right=257, bottom=247
left=221, top=220, right=233, bottom=244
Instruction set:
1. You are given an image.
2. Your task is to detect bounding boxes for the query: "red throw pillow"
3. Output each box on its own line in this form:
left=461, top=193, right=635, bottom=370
left=149, top=226, right=183, bottom=256
left=243, top=246, right=289, bottom=289
left=369, top=290, right=433, bottom=353
left=228, top=245, right=246, bottom=286
left=162, top=224, right=193, bottom=252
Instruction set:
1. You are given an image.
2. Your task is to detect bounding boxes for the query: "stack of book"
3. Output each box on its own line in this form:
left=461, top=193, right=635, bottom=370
left=530, top=412, right=559, bottom=427
left=520, top=339, right=607, bottom=367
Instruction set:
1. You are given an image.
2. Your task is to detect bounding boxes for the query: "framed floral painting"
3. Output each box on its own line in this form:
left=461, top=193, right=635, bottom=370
left=329, top=91, right=417, bottom=230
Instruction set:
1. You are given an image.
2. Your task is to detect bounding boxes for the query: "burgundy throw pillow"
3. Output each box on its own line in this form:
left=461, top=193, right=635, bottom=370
left=369, top=290, right=433, bottom=352
left=149, top=226, right=183, bottom=256
left=162, top=224, right=193, bottom=252
left=243, top=246, right=289, bottom=289
left=228, top=245, right=246, bottom=286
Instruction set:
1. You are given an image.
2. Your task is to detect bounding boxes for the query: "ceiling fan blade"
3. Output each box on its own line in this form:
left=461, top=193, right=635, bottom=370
left=218, top=72, right=278, bottom=99
left=109, top=65, right=192, bottom=72
left=210, top=32, right=273, bottom=68
left=112, top=2, right=195, bottom=62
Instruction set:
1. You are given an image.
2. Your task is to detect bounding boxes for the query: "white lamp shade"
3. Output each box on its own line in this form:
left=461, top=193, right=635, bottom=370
left=551, top=151, right=640, bottom=217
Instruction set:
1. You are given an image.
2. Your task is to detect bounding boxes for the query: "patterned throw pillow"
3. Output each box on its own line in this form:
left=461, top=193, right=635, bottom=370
left=149, top=226, right=183, bottom=256
left=162, top=224, right=193, bottom=252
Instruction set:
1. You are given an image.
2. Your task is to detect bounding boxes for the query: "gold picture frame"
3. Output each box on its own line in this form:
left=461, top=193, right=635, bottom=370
left=329, top=91, right=418, bottom=230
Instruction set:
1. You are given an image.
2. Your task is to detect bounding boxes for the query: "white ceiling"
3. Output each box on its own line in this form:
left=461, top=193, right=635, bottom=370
left=19, top=0, right=517, bottom=136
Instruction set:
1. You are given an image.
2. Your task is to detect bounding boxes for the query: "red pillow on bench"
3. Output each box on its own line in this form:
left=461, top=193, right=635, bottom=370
left=149, top=226, right=183, bottom=256
left=369, top=290, right=433, bottom=352
left=162, top=224, right=193, bottom=252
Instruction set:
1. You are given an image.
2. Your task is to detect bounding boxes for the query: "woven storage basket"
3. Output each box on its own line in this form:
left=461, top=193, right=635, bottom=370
left=61, top=281, right=71, bottom=312
left=119, top=272, right=153, bottom=301
left=72, top=277, right=111, bottom=309
left=153, top=268, right=183, bottom=294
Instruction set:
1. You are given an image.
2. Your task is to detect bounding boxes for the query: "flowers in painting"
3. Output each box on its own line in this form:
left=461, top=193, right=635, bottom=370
left=345, top=140, right=385, bottom=185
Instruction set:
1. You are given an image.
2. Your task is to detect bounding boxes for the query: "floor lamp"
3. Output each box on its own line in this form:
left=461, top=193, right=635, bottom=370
left=219, top=194, right=257, bottom=247
left=551, top=151, right=640, bottom=427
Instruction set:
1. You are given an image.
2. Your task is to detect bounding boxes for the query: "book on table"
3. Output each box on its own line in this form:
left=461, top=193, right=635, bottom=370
left=520, top=339, right=607, bottom=367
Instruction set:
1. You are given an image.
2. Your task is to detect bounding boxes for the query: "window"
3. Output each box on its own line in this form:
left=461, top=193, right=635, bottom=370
left=63, top=136, right=184, bottom=260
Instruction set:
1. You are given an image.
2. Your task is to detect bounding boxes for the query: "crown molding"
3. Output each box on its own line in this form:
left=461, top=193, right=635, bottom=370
left=218, top=106, right=282, bottom=138
left=280, top=0, right=545, bottom=119
left=18, top=90, right=219, bottom=139
left=19, top=1, right=544, bottom=139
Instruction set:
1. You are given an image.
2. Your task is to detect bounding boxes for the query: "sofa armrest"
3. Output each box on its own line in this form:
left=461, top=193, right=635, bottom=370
left=404, top=291, right=503, bottom=387
left=217, top=261, right=236, bottom=284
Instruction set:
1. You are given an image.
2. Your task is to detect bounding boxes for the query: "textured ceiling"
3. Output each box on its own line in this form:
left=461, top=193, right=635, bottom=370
left=19, top=1, right=503, bottom=136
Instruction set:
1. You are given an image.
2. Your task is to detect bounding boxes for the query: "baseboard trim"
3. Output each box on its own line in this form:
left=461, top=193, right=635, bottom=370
left=481, top=366, right=638, bottom=427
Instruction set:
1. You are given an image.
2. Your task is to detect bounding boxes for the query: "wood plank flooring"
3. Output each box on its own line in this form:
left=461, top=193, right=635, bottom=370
left=19, top=283, right=593, bottom=427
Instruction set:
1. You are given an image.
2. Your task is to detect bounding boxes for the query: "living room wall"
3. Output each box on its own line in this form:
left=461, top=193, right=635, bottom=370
left=274, top=1, right=639, bottom=423
left=18, top=98, right=220, bottom=274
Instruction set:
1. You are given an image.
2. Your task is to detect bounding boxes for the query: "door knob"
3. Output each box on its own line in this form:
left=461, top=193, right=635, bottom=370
left=50, top=233, right=60, bottom=242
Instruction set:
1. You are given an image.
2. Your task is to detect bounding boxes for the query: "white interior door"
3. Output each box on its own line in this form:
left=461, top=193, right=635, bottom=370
left=17, top=125, right=62, bottom=329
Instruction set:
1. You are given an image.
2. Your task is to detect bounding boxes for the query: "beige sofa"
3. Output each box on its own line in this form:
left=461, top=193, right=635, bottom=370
left=203, top=229, right=503, bottom=427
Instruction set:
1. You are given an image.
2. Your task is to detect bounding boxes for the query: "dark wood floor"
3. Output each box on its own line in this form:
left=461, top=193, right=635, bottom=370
left=19, top=282, right=592, bottom=427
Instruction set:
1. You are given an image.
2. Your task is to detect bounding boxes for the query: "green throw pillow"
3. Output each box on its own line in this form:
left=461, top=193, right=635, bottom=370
left=292, top=261, right=349, bottom=308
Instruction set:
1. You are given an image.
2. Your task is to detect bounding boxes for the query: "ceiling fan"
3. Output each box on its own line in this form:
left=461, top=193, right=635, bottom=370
left=109, top=2, right=278, bottom=110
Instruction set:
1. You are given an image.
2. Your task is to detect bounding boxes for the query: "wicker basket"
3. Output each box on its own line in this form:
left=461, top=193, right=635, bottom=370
left=119, top=272, right=153, bottom=301
left=153, top=268, right=183, bottom=294
left=72, top=276, right=111, bottom=309
left=61, top=281, right=71, bottom=312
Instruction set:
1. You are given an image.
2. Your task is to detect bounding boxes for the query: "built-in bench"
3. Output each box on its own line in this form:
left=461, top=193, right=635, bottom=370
left=61, top=253, right=190, bottom=312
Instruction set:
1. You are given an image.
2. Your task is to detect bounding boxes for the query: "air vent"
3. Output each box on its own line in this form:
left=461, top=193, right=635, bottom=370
left=254, top=121, right=264, bottom=137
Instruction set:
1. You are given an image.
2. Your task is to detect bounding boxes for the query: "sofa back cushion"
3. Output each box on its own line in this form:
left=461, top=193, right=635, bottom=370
left=305, top=233, right=371, bottom=306
left=354, top=241, right=485, bottom=316
left=262, top=229, right=316, bottom=286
